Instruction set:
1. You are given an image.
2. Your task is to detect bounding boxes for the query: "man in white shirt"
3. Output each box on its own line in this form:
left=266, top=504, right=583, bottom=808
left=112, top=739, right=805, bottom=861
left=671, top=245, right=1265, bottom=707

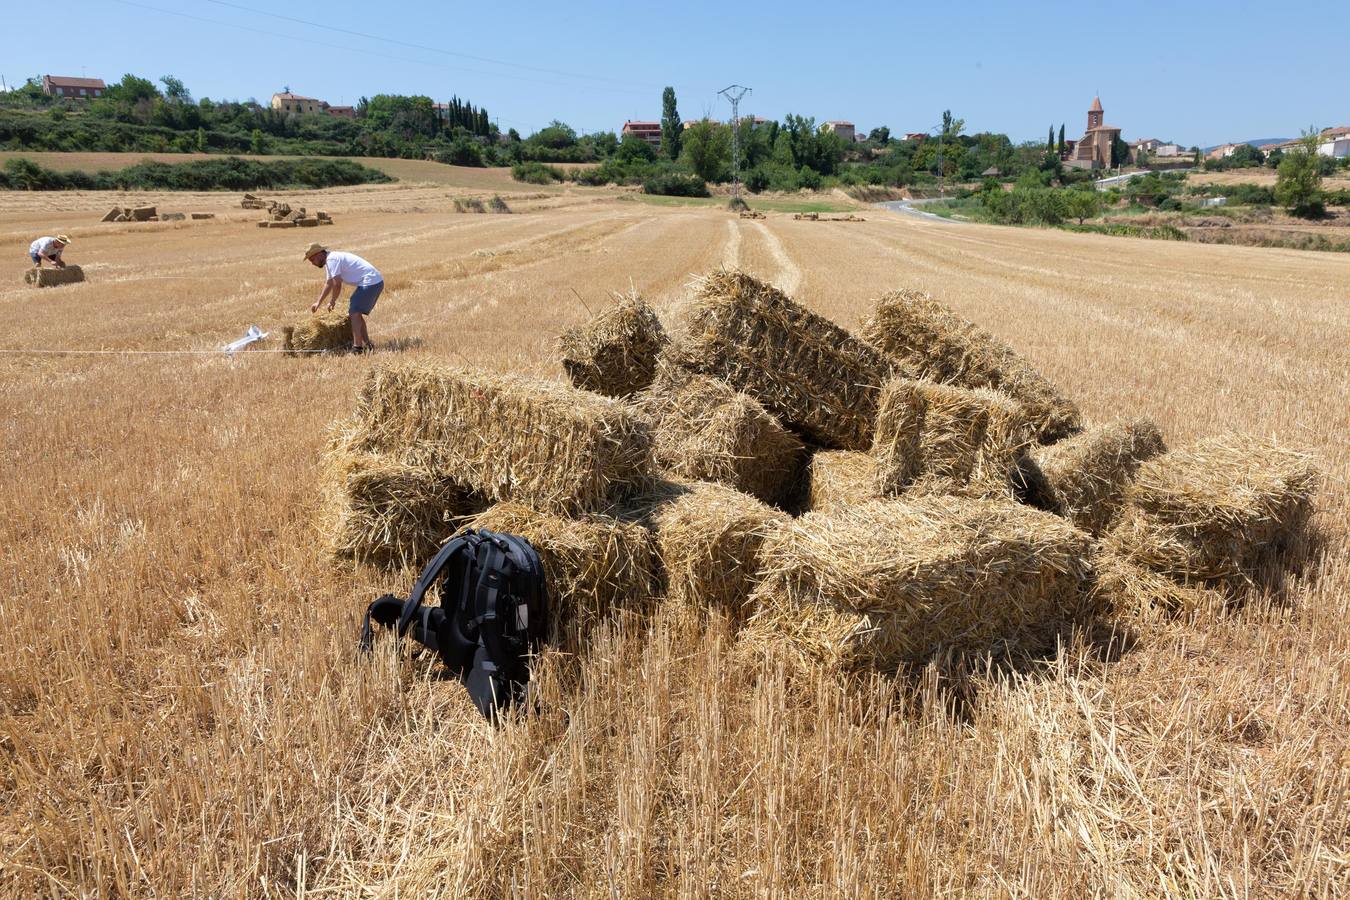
left=29, top=234, right=72, bottom=268
left=304, top=242, right=384, bottom=353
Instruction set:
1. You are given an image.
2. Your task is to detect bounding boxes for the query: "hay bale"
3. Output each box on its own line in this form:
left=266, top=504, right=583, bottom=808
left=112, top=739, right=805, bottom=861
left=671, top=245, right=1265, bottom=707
left=634, top=366, right=805, bottom=507
left=871, top=378, right=990, bottom=495
left=807, top=450, right=880, bottom=510
left=282, top=313, right=351, bottom=356
left=1021, top=419, right=1166, bottom=535
left=267, top=221, right=298, bottom=229
left=1102, top=434, right=1319, bottom=591
left=319, top=219, right=335, bottom=226
left=861, top=289, right=1081, bottom=442
left=466, top=502, right=656, bottom=649
left=969, top=388, right=1038, bottom=499
left=190, top=213, right=215, bottom=220
left=256, top=221, right=269, bottom=228
left=243, top=193, right=258, bottom=201
left=319, top=433, right=483, bottom=569
left=25, top=266, right=85, bottom=288
left=130, top=206, right=157, bottom=221
left=351, top=361, right=653, bottom=515
left=101, top=207, right=122, bottom=222
left=742, top=496, right=1094, bottom=672
left=297, top=217, right=320, bottom=227
left=625, top=480, right=784, bottom=620
left=160, top=212, right=186, bottom=221
left=1092, top=548, right=1224, bottom=624
left=558, top=293, right=669, bottom=397
left=667, top=270, right=893, bottom=450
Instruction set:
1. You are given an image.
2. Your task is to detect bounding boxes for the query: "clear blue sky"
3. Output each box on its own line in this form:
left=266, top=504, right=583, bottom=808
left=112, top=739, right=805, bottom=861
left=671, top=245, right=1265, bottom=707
left=9, top=0, right=1347, bottom=147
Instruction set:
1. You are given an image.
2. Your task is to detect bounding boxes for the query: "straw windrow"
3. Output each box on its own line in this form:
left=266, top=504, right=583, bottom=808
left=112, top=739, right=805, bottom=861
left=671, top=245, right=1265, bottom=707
left=861, top=289, right=1081, bottom=442
left=351, top=361, right=653, bottom=515
left=558, top=292, right=669, bottom=398
left=743, top=495, right=1094, bottom=671
left=635, top=365, right=806, bottom=506
left=667, top=270, right=894, bottom=450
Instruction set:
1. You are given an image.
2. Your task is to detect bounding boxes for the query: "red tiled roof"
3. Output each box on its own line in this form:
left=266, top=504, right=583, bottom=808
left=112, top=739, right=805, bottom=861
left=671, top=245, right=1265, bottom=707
left=45, top=75, right=106, bottom=89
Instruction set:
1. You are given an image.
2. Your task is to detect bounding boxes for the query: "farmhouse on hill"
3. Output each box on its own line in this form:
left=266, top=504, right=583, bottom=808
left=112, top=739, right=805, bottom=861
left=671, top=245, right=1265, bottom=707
left=271, top=92, right=324, bottom=115
left=820, top=120, right=856, bottom=142
left=42, top=75, right=106, bottom=99
left=621, top=120, right=662, bottom=147
left=1063, top=96, right=1123, bottom=170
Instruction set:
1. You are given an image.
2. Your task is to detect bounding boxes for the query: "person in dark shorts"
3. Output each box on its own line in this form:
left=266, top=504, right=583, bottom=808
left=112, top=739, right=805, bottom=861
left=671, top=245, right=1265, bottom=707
left=29, top=234, right=71, bottom=268
left=304, top=242, right=384, bottom=353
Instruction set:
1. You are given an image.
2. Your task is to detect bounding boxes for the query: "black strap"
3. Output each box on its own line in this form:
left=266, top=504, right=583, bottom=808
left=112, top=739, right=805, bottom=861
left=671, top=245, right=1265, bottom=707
left=396, top=533, right=476, bottom=637
left=359, top=594, right=404, bottom=653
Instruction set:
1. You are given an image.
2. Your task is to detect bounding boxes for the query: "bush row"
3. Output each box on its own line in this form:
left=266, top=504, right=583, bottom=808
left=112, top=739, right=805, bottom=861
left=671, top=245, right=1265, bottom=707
left=0, top=156, right=393, bottom=191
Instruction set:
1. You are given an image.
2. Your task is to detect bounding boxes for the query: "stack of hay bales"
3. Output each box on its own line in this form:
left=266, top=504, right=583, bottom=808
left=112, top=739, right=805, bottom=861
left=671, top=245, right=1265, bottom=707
left=666, top=270, right=894, bottom=450
left=241, top=193, right=268, bottom=209
left=25, top=266, right=85, bottom=288
left=634, top=366, right=805, bottom=507
left=283, top=314, right=351, bottom=355
left=100, top=206, right=158, bottom=223
left=558, top=293, right=669, bottom=398
left=258, top=202, right=332, bottom=227
left=741, top=496, right=1095, bottom=672
left=862, top=289, right=1082, bottom=443
left=1101, top=434, right=1319, bottom=606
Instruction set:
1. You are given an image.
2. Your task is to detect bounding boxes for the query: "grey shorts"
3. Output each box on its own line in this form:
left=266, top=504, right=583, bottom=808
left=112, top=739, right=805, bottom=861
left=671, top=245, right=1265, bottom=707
left=349, top=281, right=383, bottom=315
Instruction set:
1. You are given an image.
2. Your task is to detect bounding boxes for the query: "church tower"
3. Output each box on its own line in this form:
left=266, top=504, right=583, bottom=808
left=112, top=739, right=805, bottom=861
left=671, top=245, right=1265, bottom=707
left=1088, top=96, right=1103, bottom=130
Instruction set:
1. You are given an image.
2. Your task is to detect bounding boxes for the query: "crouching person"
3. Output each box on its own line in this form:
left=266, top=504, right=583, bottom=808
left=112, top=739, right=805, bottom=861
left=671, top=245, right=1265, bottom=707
left=29, top=234, right=71, bottom=268
left=304, top=241, right=384, bottom=354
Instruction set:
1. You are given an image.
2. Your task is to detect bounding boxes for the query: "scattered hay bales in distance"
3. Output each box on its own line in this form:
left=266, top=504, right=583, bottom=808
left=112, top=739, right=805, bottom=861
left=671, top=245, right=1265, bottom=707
left=352, top=361, right=653, bottom=515
left=319, top=429, right=484, bottom=569
left=488, top=195, right=511, bottom=213
left=558, top=292, right=669, bottom=398
left=1022, top=419, right=1167, bottom=535
left=454, top=198, right=486, bottom=213
left=283, top=313, right=350, bottom=356
left=467, top=501, right=657, bottom=650
left=861, top=288, right=1082, bottom=442
left=161, top=212, right=186, bottom=221
left=100, top=206, right=122, bottom=222
left=1103, top=434, right=1319, bottom=593
left=806, top=450, right=880, bottom=511
left=668, top=270, right=893, bottom=450
left=130, top=206, right=157, bottom=221
left=624, top=479, right=784, bottom=621
left=743, top=495, right=1094, bottom=672
left=25, top=266, right=85, bottom=287
left=190, top=213, right=216, bottom=220
left=634, top=366, right=806, bottom=507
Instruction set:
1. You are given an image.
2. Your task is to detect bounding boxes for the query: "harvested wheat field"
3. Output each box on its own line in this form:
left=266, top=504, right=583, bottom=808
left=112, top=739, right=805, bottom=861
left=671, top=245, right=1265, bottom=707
left=2, top=181, right=1349, bottom=898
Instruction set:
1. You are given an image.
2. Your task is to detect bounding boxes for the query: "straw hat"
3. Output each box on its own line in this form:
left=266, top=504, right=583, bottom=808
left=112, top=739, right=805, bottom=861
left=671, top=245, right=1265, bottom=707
left=55, top=234, right=71, bottom=244
left=303, top=242, right=328, bottom=260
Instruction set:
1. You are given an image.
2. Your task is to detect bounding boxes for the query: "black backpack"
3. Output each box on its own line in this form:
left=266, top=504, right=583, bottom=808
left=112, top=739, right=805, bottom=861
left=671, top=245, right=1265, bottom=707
left=360, top=529, right=548, bottom=720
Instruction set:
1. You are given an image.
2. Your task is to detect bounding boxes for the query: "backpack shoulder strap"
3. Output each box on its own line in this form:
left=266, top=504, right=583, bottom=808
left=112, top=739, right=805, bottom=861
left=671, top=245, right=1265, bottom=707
left=396, top=532, right=477, bottom=637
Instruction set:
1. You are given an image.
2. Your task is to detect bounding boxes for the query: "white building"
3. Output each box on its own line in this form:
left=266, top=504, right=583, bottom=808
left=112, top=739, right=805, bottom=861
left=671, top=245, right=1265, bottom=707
left=1318, top=127, right=1350, bottom=158
left=1155, top=143, right=1182, bottom=157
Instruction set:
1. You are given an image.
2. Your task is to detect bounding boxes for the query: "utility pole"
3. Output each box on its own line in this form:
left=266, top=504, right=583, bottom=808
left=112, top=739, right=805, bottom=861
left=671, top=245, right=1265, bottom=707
left=718, top=84, right=751, bottom=199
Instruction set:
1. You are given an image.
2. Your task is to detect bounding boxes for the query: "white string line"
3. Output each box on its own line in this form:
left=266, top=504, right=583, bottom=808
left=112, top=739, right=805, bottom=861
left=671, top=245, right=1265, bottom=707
left=0, top=347, right=328, bottom=356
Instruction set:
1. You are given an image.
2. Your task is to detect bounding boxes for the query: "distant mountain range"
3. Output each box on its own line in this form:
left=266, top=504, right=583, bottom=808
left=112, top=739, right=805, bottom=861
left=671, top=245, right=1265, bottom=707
left=1203, top=137, right=1292, bottom=152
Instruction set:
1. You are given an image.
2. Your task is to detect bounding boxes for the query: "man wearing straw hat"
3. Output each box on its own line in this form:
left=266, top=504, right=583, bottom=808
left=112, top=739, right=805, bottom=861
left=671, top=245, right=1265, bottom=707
left=29, top=234, right=72, bottom=268
left=303, top=242, right=384, bottom=354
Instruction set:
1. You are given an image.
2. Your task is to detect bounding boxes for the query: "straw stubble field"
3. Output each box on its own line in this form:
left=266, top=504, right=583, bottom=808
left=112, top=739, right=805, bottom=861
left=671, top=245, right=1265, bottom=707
left=1, top=183, right=1349, bottom=897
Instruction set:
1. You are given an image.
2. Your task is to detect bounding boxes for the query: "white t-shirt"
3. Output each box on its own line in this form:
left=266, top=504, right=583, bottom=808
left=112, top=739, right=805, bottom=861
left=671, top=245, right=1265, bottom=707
left=30, top=237, right=63, bottom=259
left=324, top=251, right=382, bottom=287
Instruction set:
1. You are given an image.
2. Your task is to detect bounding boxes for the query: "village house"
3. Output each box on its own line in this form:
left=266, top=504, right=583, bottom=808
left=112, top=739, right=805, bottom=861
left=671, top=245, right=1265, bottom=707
left=42, top=75, right=106, bottom=99
left=820, top=120, right=856, bottom=142
left=325, top=105, right=356, bottom=119
left=270, top=92, right=324, bottom=115
left=1206, top=143, right=1243, bottom=161
left=621, top=120, right=662, bottom=147
left=1318, top=126, right=1350, bottom=158
left=1064, top=96, right=1123, bottom=170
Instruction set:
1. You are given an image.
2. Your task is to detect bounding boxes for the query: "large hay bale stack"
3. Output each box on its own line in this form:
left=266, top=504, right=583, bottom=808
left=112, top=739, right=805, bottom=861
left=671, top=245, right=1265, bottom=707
left=861, top=289, right=1081, bottom=442
left=871, top=378, right=990, bottom=496
left=668, top=270, right=893, bottom=450
left=467, top=502, right=656, bottom=649
left=1021, top=419, right=1166, bottom=535
left=282, top=314, right=351, bottom=356
left=558, top=293, right=669, bottom=398
left=807, top=450, right=880, bottom=511
left=130, top=206, right=157, bottom=221
left=319, top=431, right=484, bottom=569
left=352, top=361, right=653, bottom=515
left=1102, top=434, right=1318, bottom=592
left=635, top=366, right=805, bottom=507
left=625, top=480, right=784, bottom=620
left=742, top=496, right=1094, bottom=672
left=25, top=266, right=85, bottom=288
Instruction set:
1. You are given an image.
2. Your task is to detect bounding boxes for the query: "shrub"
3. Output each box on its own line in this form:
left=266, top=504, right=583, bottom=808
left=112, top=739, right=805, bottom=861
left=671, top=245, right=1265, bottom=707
left=641, top=171, right=709, bottom=197
left=0, top=155, right=391, bottom=190
left=511, top=161, right=564, bottom=184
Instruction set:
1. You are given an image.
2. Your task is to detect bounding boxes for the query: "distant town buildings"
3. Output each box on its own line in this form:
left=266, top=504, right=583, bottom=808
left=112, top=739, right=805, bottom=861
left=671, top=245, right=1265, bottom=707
left=621, top=120, right=662, bottom=147
left=1064, top=96, right=1122, bottom=170
left=42, top=75, right=106, bottom=98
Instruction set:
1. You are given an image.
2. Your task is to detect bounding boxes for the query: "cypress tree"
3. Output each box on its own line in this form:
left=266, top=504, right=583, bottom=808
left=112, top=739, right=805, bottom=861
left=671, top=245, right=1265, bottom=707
left=660, top=86, right=682, bottom=161
left=1048, top=125, right=1054, bottom=151
left=1057, top=123, right=1065, bottom=155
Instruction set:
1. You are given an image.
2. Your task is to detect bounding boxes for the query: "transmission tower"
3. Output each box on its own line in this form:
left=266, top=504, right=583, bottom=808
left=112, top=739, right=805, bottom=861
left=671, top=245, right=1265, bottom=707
left=718, top=84, right=751, bottom=199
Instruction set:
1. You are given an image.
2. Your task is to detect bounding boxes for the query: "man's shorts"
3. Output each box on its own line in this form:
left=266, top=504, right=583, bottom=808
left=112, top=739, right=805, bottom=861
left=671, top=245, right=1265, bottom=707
left=349, top=281, right=384, bottom=315
left=29, top=252, right=42, bottom=265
